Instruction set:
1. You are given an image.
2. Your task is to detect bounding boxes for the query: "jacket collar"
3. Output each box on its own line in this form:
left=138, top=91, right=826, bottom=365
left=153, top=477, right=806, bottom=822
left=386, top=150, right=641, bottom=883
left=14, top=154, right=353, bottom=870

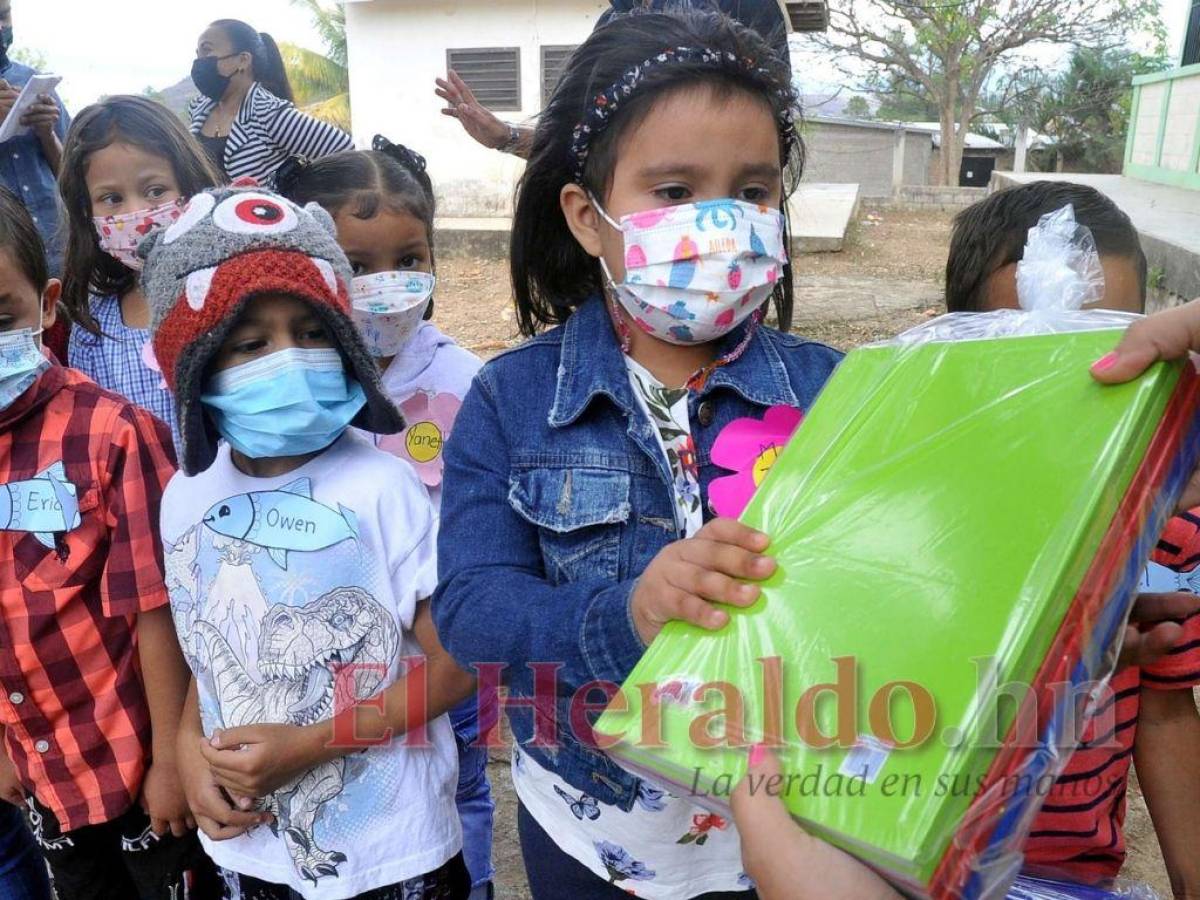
left=549, top=298, right=799, bottom=428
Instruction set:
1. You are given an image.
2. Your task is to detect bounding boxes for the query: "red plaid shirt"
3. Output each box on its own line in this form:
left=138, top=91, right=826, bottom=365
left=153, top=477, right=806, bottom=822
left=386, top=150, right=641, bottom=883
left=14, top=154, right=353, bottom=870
left=1024, top=511, right=1200, bottom=881
left=0, top=365, right=176, bottom=831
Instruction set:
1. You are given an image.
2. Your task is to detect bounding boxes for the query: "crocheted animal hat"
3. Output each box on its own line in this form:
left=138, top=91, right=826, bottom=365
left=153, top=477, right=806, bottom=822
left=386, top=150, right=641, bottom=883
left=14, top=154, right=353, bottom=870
left=140, top=186, right=403, bottom=474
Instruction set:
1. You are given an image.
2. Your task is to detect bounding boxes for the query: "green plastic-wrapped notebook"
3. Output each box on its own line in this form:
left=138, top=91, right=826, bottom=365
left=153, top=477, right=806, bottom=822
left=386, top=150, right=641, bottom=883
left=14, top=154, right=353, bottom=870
left=593, top=327, right=1195, bottom=894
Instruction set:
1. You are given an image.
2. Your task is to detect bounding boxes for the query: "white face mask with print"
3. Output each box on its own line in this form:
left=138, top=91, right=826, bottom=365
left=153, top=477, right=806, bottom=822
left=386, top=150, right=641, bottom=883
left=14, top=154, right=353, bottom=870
left=592, top=197, right=788, bottom=345
left=350, top=271, right=435, bottom=359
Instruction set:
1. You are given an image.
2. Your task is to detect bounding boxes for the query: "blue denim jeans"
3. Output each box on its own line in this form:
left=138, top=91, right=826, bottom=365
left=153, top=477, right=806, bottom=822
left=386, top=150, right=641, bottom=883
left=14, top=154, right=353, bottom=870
left=0, top=802, right=51, bottom=900
left=453, top=730, right=495, bottom=894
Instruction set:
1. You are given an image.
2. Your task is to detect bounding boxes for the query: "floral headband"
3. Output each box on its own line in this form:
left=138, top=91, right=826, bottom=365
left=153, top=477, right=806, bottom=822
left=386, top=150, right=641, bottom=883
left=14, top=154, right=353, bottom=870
left=569, top=45, right=798, bottom=184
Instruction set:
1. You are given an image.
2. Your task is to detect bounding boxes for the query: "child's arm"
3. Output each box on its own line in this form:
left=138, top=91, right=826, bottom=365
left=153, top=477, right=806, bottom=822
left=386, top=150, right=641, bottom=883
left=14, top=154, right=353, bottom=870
left=1134, top=687, right=1200, bottom=900
left=137, top=606, right=193, bottom=837
left=200, top=599, right=475, bottom=799
left=0, top=728, right=22, bottom=806
left=175, top=680, right=265, bottom=840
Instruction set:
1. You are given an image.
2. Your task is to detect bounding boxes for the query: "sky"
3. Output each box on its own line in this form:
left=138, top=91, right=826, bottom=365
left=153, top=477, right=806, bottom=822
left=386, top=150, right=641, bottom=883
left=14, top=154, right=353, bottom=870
left=14, top=0, right=1196, bottom=113
left=14, top=0, right=327, bottom=111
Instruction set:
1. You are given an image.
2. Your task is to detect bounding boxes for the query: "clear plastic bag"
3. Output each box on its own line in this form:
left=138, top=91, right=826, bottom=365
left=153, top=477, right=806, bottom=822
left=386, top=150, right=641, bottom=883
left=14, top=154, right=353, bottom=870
left=593, top=206, right=1200, bottom=898
left=1007, top=874, right=1160, bottom=900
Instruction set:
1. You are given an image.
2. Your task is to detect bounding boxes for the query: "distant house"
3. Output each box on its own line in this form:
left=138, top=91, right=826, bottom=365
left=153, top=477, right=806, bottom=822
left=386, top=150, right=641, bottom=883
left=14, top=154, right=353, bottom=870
left=801, top=116, right=934, bottom=198
left=898, top=122, right=1010, bottom=187
left=344, top=0, right=829, bottom=217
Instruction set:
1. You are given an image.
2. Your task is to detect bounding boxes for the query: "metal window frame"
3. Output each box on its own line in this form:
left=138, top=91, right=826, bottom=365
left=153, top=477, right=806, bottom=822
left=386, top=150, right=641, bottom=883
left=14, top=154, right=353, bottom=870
left=446, top=46, right=522, bottom=112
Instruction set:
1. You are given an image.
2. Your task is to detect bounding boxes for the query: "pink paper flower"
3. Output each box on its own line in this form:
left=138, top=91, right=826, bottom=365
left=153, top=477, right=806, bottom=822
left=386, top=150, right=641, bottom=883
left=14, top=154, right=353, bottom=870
left=708, top=405, right=804, bottom=518
left=141, top=340, right=168, bottom=389
left=378, top=391, right=463, bottom=487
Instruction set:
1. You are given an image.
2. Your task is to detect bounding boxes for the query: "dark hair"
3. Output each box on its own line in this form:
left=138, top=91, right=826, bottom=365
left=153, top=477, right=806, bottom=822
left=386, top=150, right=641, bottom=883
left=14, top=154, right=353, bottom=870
left=946, top=181, right=1148, bottom=313
left=278, top=138, right=437, bottom=318
left=211, top=19, right=294, bottom=103
left=510, top=10, right=804, bottom=337
left=58, top=95, right=223, bottom=333
left=0, top=185, right=48, bottom=292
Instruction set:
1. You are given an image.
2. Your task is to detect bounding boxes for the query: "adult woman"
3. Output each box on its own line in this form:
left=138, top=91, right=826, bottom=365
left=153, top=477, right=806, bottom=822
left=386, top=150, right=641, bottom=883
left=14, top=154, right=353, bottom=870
left=188, top=19, right=352, bottom=186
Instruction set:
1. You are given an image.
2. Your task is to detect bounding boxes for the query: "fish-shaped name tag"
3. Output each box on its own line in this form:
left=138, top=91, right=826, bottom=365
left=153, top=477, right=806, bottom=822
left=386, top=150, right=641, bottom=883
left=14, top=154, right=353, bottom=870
left=1140, top=561, right=1200, bottom=594
left=0, top=462, right=81, bottom=548
left=202, top=477, right=358, bottom=570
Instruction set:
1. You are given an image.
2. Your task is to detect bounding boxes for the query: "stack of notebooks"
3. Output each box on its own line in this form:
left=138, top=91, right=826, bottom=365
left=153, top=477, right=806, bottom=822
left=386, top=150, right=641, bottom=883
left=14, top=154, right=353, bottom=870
left=593, top=326, right=1200, bottom=899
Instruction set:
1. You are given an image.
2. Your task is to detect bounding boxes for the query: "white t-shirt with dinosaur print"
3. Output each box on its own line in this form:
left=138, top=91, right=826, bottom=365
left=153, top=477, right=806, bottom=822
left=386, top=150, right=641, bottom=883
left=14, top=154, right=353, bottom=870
left=161, top=431, right=460, bottom=899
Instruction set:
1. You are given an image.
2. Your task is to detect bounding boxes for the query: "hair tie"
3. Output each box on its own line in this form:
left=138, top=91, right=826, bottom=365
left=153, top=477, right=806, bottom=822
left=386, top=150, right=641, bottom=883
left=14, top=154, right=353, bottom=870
left=568, top=45, right=796, bottom=183
left=274, top=155, right=310, bottom=195
left=372, top=135, right=427, bottom=176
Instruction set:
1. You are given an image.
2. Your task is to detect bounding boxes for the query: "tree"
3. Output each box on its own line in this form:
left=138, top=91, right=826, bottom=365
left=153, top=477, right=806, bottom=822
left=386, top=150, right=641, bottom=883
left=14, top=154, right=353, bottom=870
left=819, top=1, right=1159, bottom=185
left=844, top=96, right=873, bottom=119
left=282, top=0, right=350, bottom=130
left=1034, top=46, right=1168, bottom=173
left=11, top=47, right=48, bottom=71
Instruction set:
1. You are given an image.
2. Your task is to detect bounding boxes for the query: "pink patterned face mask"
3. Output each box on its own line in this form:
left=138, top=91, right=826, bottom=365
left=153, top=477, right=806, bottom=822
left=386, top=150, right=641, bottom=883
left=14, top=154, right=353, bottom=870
left=93, top=198, right=185, bottom=271
left=593, top=197, right=788, bottom=345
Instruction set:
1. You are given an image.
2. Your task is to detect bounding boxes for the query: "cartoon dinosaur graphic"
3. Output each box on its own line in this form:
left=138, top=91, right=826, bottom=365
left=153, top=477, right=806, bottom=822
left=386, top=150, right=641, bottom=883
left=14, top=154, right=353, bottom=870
left=192, top=585, right=399, bottom=885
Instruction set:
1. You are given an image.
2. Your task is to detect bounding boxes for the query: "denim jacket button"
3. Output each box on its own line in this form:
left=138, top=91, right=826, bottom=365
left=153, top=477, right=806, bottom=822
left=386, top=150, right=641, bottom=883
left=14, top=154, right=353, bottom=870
left=697, top=401, right=715, bottom=427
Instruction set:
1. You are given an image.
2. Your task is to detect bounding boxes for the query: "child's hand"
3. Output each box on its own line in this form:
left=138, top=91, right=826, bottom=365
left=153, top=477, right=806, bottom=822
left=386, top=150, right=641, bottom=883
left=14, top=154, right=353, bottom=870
left=139, top=758, right=193, bottom=838
left=732, top=745, right=900, bottom=900
left=1119, top=591, right=1200, bottom=670
left=201, top=724, right=324, bottom=799
left=631, top=518, right=775, bottom=644
left=0, top=751, right=24, bottom=807
left=178, top=734, right=265, bottom=841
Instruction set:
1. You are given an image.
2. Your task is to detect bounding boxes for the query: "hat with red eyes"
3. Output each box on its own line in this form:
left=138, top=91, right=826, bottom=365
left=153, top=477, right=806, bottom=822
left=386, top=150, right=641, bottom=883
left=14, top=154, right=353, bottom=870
left=140, top=186, right=403, bottom=475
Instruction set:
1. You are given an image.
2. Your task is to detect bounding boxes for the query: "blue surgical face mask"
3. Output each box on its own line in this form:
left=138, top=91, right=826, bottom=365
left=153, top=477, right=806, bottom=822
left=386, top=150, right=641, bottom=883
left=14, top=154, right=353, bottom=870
left=0, top=327, right=49, bottom=412
left=201, top=347, right=367, bottom=459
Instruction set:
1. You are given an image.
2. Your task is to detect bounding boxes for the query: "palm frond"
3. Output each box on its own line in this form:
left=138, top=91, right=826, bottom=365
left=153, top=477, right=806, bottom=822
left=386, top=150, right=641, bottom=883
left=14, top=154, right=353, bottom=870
left=278, top=42, right=348, bottom=107
left=289, top=0, right=348, bottom=67
left=301, top=93, right=351, bottom=132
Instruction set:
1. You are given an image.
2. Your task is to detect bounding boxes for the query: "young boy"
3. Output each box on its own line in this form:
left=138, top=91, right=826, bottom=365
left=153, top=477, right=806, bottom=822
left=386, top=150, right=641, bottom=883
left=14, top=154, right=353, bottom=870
left=947, top=180, right=1200, bottom=891
left=946, top=180, right=1147, bottom=315
left=142, top=187, right=475, bottom=899
left=0, top=188, right=217, bottom=898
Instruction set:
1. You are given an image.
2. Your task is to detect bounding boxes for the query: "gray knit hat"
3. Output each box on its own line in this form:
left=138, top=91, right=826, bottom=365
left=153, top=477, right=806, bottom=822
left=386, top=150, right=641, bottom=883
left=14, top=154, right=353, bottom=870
left=140, top=186, right=403, bottom=474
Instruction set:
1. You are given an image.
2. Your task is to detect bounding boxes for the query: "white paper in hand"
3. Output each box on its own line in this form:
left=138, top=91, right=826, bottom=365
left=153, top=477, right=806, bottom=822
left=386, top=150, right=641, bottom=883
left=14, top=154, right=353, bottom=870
left=0, top=74, right=62, bottom=144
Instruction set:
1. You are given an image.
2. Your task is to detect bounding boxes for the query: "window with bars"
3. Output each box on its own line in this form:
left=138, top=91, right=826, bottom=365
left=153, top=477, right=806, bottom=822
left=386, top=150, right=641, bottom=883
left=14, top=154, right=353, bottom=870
left=541, top=45, right=577, bottom=106
left=446, top=47, right=521, bottom=111
left=1184, top=0, right=1200, bottom=66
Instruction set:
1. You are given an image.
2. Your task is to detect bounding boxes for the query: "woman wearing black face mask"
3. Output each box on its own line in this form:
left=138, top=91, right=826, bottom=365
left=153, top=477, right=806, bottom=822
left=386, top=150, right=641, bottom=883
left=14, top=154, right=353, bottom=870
left=188, top=18, right=352, bottom=186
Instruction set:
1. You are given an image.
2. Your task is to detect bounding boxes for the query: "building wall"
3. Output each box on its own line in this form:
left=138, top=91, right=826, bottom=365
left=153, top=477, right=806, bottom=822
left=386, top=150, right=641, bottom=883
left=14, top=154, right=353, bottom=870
left=1125, top=66, right=1200, bottom=189
left=800, top=122, right=932, bottom=197
left=344, top=0, right=607, bottom=217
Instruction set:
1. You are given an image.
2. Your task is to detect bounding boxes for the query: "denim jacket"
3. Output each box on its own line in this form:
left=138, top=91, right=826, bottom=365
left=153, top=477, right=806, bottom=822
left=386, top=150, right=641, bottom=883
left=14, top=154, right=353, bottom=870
left=433, top=297, right=842, bottom=810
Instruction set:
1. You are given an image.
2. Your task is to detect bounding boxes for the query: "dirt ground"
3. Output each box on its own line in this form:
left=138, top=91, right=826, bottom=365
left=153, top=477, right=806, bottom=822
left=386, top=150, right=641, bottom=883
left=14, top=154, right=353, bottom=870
left=433, top=207, right=1176, bottom=899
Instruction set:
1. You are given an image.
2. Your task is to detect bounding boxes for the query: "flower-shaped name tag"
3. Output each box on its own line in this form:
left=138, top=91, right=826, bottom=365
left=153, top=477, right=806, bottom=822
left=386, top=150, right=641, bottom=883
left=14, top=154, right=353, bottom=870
left=379, top=391, right=463, bottom=487
left=708, top=405, right=804, bottom=518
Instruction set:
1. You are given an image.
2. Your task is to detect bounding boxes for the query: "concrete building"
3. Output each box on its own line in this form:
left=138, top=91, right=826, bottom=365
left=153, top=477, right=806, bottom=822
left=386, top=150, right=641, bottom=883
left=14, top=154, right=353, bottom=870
left=344, top=0, right=829, bottom=217
left=900, top=122, right=1010, bottom=187
left=800, top=116, right=933, bottom=198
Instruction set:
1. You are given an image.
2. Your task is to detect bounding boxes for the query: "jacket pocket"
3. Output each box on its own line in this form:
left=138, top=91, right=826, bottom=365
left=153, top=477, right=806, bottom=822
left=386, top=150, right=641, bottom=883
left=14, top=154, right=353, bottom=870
left=508, top=467, right=630, bottom=584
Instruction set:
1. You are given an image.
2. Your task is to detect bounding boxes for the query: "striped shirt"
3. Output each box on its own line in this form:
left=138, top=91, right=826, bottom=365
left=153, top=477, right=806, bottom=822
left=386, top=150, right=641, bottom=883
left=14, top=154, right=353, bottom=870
left=188, top=81, right=353, bottom=187
left=0, top=365, right=176, bottom=831
left=67, top=294, right=178, bottom=452
left=1022, top=511, right=1200, bottom=882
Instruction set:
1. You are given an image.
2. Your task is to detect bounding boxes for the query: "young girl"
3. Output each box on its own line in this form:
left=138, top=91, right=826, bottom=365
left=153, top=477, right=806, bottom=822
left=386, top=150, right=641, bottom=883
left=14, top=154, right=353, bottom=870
left=59, top=95, right=222, bottom=448
left=433, top=10, right=840, bottom=898
left=143, top=185, right=474, bottom=899
left=278, top=139, right=495, bottom=899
